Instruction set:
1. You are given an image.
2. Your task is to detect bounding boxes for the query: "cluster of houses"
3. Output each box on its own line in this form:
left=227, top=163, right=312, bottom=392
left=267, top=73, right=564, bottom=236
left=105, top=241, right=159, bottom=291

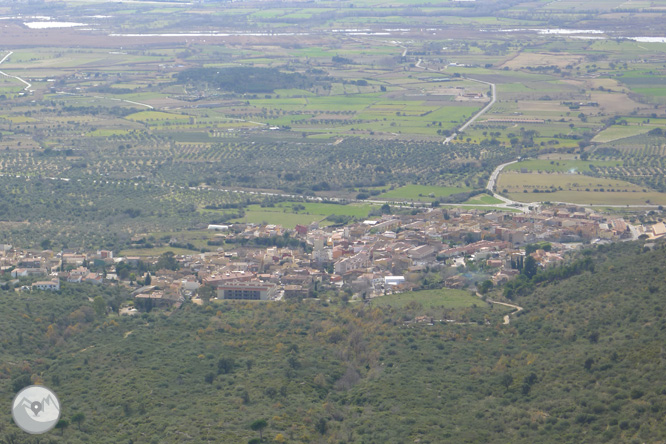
left=0, top=204, right=659, bottom=311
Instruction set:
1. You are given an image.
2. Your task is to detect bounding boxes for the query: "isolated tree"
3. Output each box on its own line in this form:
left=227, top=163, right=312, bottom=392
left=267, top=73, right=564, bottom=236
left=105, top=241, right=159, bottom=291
left=250, top=419, right=268, bottom=441
left=155, top=251, right=179, bottom=270
left=144, top=272, right=151, bottom=285
left=584, top=357, right=594, bottom=372
left=525, top=244, right=538, bottom=255
left=522, top=255, right=538, bottom=279
left=55, top=419, right=69, bottom=436
left=241, top=390, right=250, bottom=404
left=478, top=280, right=493, bottom=295
left=198, top=285, right=216, bottom=304
left=287, top=355, right=300, bottom=370
left=315, top=418, right=327, bottom=435
left=501, top=373, right=513, bottom=391
left=116, top=261, right=130, bottom=279
left=12, top=374, right=32, bottom=393
left=71, top=412, right=85, bottom=430
left=217, top=357, right=235, bottom=375
left=93, top=296, right=106, bottom=318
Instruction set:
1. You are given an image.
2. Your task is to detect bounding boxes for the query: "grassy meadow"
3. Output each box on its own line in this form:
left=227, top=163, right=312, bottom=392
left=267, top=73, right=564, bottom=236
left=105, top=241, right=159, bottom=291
left=371, top=288, right=487, bottom=309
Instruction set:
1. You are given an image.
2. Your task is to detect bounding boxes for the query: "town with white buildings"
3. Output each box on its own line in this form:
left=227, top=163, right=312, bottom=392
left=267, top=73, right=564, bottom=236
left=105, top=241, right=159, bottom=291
left=0, top=204, right=662, bottom=312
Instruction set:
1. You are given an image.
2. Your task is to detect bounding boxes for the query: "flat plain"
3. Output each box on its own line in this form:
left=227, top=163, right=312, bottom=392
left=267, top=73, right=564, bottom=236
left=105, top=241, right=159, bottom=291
left=0, top=0, right=663, bottom=242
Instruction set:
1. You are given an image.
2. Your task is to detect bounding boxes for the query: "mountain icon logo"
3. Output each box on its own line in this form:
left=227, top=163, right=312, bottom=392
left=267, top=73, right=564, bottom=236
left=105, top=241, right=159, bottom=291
left=12, top=386, right=61, bottom=434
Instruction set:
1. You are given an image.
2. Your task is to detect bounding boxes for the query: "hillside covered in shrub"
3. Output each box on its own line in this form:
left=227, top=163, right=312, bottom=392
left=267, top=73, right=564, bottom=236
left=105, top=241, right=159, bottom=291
left=1, top=241, right=666, bottom=443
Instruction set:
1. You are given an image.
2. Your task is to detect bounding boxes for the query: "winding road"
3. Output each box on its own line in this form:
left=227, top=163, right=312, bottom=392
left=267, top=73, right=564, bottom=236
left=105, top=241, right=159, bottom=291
left=0, top=50, right=153, bottom=109
left=485, top=160, right=534, bottom=211
left=485, top=159, right=658, bottom=215
left=477, top=292, right=524, bottom=325
left=0, top=50, right=651, bottom=220
left=487, top=160, right=517, bottom=193
left=489, top=299, right=524, bottom=325
left=0, top=51, right=32, bottom=92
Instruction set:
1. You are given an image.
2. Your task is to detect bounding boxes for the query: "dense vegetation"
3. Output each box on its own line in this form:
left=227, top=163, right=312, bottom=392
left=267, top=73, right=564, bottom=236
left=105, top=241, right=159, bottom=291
left=176, top=68, right=320, bottom=94
left=0, top=134, right=512, bottom=250
left=0, top=176, right=244, bottom=251
left=0, top=136, right=503, bottom=192
left=2, top=241, right=666, bottom=442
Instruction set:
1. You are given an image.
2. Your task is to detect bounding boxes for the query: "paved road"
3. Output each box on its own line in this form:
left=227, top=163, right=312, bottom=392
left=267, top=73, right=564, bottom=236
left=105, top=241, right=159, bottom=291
left=0, top=51, right=32, bottom=92
left=443, top=133, right=457, bottom=144
left=443, top=78, right=496, bottom=144
left=482, top=160, right=535, bottom=212
left=484, top=160, right=660, bottom=214
left=458, top=78, right=496, bottom=133
left=56, top=91, right=155, bottom=110
left=0, top=50, right=155, bottom=109
left=0, top=49, right=647, bottom=219
left=92, top=95, right=153, bottom=109
left=487, top=160, right=517, bottom=193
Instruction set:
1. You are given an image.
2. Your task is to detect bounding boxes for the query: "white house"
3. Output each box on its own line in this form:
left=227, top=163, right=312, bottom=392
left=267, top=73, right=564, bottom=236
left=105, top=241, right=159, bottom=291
left=11, top=268, right=46, bottom=278
left=384, top=276, right=405, bottom=286
left=32, top=278, right=60, bottom=291
left=181, top=277, right=200, bottom=292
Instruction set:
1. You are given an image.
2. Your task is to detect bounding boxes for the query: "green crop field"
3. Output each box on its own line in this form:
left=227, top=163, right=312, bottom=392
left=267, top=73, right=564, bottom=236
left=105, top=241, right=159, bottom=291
left=378, top=185, right=472, bottom=201
left=592, top=125, right=655, bottom=143
left=274, top=202, right=379, bottom=218
left=371, top=288, right=488, bottom=309
left=222, top=202, right=380, bottom=227
left=464, top=194, right=505, bottom=204
left=229, top=210, right=325, bottom=228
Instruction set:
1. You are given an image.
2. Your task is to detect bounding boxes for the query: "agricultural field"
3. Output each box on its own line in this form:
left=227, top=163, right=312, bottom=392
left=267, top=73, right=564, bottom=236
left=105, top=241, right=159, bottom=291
left=0, top=0, right=662, bottom=239
left=463, top=194, right=505, bottom=205
left=225, top=202, right=381, bottom=227
left=592, top=124, right=655, bottom=143
left=371, top=288, right=489, bottom=310
left=504, top=158, right=623, bottom=173
left=377, top=185, right=472, bottom=202
left=228, top=209, right=325, bottom=228
left=498, top=172, right=666, bottom=205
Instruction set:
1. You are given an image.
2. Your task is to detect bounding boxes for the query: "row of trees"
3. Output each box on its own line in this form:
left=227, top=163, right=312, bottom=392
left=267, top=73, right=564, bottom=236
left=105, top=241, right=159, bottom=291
left=504, top=254, right=595, bottom=299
